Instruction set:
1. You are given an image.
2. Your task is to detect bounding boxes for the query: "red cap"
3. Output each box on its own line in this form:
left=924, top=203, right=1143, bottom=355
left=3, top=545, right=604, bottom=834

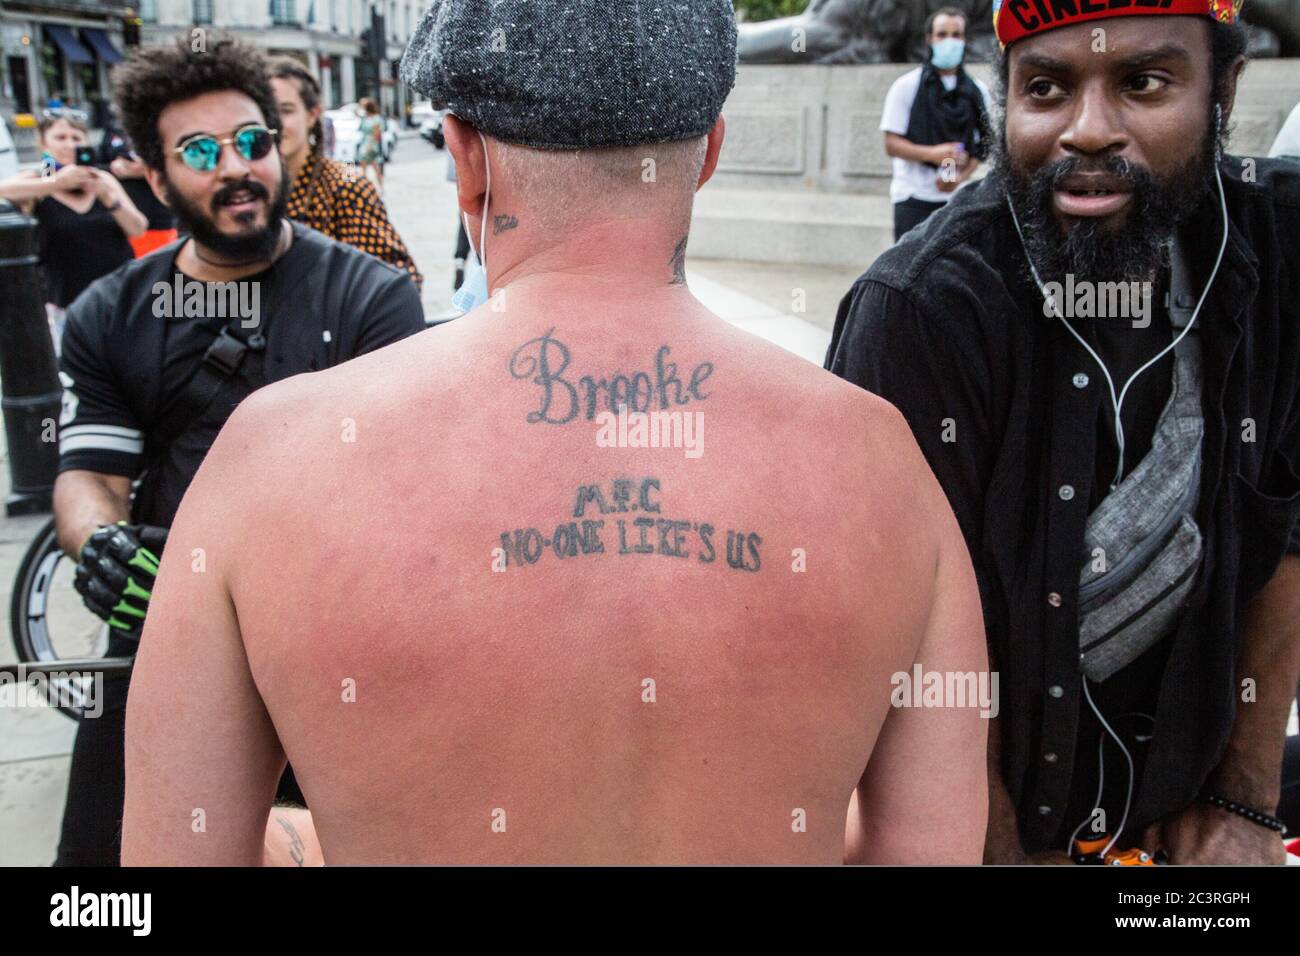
left=993, top=0, right=1244, bottom=49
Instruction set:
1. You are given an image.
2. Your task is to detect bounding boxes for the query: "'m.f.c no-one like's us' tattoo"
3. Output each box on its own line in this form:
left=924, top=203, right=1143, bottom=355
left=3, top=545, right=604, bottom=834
left=508, top=328, right=714, bottom=424
left=498, top=477, right=762, bottom=573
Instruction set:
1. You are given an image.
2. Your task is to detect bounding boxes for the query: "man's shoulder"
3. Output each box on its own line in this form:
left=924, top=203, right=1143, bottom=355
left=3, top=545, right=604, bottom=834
left=1226, top=154, right=1300, bottom=217
left=856, top=176, right=1015, bottom=316
left=885, top=66, right=924, bottom=100
left=64, top=242, right=181, bottom=331
left=289, top=221, right=407, bottom=287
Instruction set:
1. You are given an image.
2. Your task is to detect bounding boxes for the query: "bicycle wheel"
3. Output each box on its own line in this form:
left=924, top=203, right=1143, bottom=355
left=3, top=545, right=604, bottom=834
left=9, top=517, right=109, bottom=720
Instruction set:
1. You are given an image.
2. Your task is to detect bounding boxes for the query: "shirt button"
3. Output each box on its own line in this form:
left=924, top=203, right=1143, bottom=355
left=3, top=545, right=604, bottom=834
left=1044, top=752, right=1059, bottom=763
left=1047, top=592, right=1062, bottom=607
left=1072, top=372, right=1089, bottom=389
left=1048, top=685, right=1064, bottom=698
left=1037, top=805, right=1053, bottom=816
left=1058, top=484, right=1075, bottom=501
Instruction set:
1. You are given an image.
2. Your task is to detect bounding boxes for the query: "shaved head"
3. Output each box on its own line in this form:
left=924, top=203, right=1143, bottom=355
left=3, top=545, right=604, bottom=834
left=490, top=136, right=709, bottom=233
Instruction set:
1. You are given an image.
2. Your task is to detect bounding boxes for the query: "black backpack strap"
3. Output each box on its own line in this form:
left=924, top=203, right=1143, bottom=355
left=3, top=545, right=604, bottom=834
left=151, top=317, right=267, bottom=449
left=148, top=225, right=332, bottom=449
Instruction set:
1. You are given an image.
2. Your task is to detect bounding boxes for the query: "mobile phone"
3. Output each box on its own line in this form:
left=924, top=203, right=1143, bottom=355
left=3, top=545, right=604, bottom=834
left=75, top=147, right=95, bottom=166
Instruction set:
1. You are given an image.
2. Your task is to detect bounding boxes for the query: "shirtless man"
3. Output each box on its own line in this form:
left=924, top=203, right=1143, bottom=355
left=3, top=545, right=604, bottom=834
left=122, top=0, right=988, bottom=865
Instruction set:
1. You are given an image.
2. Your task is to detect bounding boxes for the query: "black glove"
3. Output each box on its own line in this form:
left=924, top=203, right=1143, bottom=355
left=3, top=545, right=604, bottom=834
left=73, top=522, right=168, bottom=637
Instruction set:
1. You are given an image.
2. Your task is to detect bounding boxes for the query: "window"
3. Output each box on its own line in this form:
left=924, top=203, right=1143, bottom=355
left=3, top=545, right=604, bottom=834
left=192, top=0, right=213, bottom=24
left=139, top=0, right=159, bottom=22
left=271, top=0, right=298, bottom=24
left=330, top=0, right=338, bottom=31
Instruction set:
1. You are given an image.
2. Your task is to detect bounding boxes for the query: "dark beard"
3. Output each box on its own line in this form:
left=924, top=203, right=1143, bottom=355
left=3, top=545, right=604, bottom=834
left=990, top=124, right=1217, bottom=290
left=163, top=166, right=290, bottom=261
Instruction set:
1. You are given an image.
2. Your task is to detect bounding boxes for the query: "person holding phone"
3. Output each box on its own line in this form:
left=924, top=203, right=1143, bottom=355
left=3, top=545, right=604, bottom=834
left=0, top=109, right=147, bottom=350
left=98, top=105, right=180, bottom=257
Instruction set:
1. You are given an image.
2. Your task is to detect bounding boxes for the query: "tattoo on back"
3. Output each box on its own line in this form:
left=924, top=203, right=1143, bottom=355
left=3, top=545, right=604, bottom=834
left=276, top=815, right=306, bottom=866
left=508, top=329, right=714, bottom=425
left=669, top=236, right=688, bottom=285
left=497, top=477, right=762, bottom=573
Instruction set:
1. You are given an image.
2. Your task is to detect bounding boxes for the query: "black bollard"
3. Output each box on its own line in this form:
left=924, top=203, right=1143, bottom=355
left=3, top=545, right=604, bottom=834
left=0, top=199, right=61, bottom=515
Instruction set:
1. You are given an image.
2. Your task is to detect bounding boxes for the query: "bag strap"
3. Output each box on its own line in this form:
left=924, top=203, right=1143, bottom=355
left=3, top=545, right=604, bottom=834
left=149, top=225, right=333, bottom=449
left=151, top=316, right=266, bottom=450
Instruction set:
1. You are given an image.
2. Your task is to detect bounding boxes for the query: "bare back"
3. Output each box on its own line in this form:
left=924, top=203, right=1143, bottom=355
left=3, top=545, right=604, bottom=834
left=189, top=290, right=986, bottom=864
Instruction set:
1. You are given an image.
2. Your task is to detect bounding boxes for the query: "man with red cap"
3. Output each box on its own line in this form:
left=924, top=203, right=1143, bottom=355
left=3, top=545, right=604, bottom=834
left=829, top=0, right=1300, bottom=863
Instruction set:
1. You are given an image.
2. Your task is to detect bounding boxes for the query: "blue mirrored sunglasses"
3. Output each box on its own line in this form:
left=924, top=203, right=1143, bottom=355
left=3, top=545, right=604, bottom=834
left=171, top=125, right=279, bottom=172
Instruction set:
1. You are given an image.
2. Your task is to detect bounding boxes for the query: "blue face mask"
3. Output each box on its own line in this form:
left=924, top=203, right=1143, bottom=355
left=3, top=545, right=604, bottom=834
left=450, top=132, right=492, bottom=314
left=452, top=241, right=489, bottom=313
left=930, top=37, right=965, bottom=70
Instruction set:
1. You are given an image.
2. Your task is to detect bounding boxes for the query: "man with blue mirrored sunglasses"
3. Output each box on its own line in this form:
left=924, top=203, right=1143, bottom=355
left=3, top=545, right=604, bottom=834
left=49, top=32, right=426, bottom=868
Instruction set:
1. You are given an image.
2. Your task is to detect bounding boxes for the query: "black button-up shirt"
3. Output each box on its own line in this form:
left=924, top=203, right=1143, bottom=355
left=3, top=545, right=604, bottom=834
left=825, top=159, right=1300, bottom=852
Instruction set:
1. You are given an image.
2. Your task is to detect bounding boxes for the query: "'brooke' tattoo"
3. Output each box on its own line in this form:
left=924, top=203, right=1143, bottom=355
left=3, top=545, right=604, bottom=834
left=497, top=477, right=762, bottom=573
left=508, top=328, right=714, bottom=425
left=493, top=213, right=519, bottom=235
left=669, top=236, right=688, bottom=285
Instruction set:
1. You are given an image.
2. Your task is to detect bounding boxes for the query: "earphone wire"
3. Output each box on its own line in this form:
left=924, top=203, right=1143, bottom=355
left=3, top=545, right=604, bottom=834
left=1008, top=113, right=1231, bottom=858
left=1079, top=674, right=1134, bottom=861
left=1006, top=157, right=1229, bottom=491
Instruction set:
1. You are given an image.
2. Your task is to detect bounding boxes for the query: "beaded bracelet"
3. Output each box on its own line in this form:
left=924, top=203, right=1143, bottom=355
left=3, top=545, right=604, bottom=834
left=1199, top=791, right=1287, bottom=835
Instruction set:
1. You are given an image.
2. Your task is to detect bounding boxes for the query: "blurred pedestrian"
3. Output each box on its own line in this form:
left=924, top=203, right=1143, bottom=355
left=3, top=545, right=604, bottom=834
left=356, top=97, right=385, bottom=191
left=270, top=58, right=421, bottom=289
left=97, top=105, right=180, bottom=256
left=880, top=7, right=990, bottom=240
left=0, top=109, right=147, bottom=350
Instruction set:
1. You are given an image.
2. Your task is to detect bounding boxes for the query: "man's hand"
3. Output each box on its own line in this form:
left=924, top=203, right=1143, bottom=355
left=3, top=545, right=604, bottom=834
left=926, top=142, right=963, bottom=166
left=74, top=523, right=168, bottom=637
left=1142, top=802, right=1287, bottom=865
left=109, top=154, right=147, bottom=180
left=90, top=168, right=126, bottom=206
left=52, top=164, right=96, bottom=193
left=983, top=716, right=1030, bottom=863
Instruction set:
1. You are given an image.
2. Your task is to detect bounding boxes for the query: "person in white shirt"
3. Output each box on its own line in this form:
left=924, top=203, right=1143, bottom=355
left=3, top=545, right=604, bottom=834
left=879, top=7, right=992, bottom=240
left=1268, top=101, right=1300, bottom=161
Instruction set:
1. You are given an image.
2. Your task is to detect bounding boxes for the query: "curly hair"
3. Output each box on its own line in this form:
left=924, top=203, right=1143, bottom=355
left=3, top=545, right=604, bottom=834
left=113, top=32, right=279, bottom=170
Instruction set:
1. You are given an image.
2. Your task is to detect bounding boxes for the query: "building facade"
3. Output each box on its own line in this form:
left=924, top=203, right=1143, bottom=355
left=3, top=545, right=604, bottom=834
left=1, top=0, right=424, bottom=125
left=1, top=2, right=132, bottom=120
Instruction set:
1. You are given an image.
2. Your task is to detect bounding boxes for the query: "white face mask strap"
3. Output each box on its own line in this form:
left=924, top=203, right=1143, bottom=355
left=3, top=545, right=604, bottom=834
left=1005, top=163, right=1230, bottom=490
left=463, top=130, right=492, bottom=276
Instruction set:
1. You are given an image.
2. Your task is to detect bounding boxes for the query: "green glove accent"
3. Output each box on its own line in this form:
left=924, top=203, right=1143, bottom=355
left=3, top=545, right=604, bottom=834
left=111, top=597, right=147, bottom=620
left=121, top=574, right=152, bottom=603
left=128, top=546, right=160, bottom=578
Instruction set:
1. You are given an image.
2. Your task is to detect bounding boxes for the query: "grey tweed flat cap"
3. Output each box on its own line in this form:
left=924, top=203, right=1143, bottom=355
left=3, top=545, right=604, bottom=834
left=399, top=0, right=738, bottom=150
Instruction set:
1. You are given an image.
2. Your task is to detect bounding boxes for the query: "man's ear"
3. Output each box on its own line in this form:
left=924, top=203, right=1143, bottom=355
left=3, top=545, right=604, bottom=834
left=144, top=165, right=171, bottom=209
left=696, top=116, right=725, bottom=192
left=444, top=113, right=488, bottom=218
left=1217, top=54, right=1248, bottom=128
